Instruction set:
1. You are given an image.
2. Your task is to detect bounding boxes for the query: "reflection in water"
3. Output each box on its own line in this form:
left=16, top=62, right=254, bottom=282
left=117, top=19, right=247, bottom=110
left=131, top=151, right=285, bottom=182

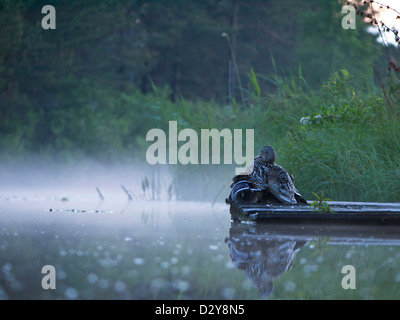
left=3, top=199, right=400, bottom=299
left=225, top=222, right=306, bottom=297
left=225, top=220, right=400, bottom=299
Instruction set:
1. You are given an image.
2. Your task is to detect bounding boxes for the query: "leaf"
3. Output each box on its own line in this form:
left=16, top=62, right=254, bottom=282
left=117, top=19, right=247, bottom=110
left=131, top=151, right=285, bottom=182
left=311, top=192, right=321, bottom=200
left=249, top=68, right=261, bottom=97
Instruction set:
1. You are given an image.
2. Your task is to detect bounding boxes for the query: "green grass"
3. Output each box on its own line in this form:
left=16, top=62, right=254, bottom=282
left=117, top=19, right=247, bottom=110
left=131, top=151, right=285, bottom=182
left=2, top=68, right=400, bottom=203
left=235, top=69, right=400, bottom=203
left=174, top=68, right=400, bottom=203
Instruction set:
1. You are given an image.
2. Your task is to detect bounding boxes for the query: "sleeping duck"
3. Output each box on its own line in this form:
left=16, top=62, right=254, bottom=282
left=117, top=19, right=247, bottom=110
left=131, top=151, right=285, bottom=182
left=250, top=146, right=306, bottom=204
left=228, top=146, right=306, bottom=205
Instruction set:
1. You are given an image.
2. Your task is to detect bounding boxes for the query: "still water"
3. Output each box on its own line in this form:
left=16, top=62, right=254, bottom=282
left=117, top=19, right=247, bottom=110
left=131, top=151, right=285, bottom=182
left=1, top=198, right=400, bottom=300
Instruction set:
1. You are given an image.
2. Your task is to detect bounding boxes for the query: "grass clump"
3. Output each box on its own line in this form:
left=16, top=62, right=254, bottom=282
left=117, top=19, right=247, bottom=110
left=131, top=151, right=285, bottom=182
left=230, top=68, right=400, bottom=203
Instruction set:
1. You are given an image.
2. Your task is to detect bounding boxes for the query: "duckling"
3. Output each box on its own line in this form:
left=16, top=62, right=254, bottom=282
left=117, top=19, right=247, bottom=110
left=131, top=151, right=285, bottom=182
left=250, top=146, right=306, bottom=204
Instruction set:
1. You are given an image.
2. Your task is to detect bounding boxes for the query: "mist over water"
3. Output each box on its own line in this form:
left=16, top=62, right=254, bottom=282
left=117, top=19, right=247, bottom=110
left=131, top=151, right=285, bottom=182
left=0, top=157, right=233, bottom=203
left=2, top=158, right=400, bottom=300
left=0, top=159, right=156, bottom=201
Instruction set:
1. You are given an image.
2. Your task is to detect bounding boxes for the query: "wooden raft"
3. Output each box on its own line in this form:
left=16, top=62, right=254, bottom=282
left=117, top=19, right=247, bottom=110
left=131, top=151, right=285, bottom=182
left=229, top=201, right=400, bottom=224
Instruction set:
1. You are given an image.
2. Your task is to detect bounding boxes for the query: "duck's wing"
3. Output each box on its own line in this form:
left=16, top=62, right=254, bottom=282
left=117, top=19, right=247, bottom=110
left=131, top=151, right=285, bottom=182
left=289, top=174, right=307, bottom=204
left=267, top=165, right=297, bottom=204
left=249, top=160, right=270, bottom=190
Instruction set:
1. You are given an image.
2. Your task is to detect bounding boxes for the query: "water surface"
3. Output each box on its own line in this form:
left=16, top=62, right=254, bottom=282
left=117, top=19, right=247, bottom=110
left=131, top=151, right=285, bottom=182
left=1, top=198, right=400, bottom=299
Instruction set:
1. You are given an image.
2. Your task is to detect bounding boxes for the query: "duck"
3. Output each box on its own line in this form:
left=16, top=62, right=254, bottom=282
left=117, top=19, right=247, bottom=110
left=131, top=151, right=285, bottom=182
left=249, top=146, right=307, bottom=204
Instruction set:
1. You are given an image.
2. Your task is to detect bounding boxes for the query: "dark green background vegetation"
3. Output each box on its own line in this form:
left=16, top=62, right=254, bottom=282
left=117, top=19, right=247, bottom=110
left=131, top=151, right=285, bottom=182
left=1, top=0, right=400, bottom=201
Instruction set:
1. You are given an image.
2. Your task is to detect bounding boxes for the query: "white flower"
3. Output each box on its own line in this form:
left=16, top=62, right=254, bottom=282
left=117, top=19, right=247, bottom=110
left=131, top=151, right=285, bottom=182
left=300, top=117, right=310, bottom=125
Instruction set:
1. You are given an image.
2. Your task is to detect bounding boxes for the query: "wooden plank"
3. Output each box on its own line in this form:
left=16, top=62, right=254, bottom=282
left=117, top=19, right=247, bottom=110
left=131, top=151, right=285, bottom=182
left=229, top=201, right=400, bottom=223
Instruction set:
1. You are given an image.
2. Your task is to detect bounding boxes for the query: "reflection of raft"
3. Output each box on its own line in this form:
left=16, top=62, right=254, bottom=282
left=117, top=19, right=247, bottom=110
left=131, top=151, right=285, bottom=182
left=228, top=221, right=400, bottom=245
left=230, top=201, right=400, bottom=224
left=226, top=221, right=400, bottom=297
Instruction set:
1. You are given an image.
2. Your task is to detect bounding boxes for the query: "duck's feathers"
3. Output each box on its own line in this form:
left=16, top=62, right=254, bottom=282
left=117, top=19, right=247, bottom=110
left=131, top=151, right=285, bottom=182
left=250, top=159, right=298, bottom=204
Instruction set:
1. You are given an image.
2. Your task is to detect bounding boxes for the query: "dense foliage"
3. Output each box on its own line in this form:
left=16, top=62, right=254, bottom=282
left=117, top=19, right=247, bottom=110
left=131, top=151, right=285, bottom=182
left=1, top=0, right=400, bottom=201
